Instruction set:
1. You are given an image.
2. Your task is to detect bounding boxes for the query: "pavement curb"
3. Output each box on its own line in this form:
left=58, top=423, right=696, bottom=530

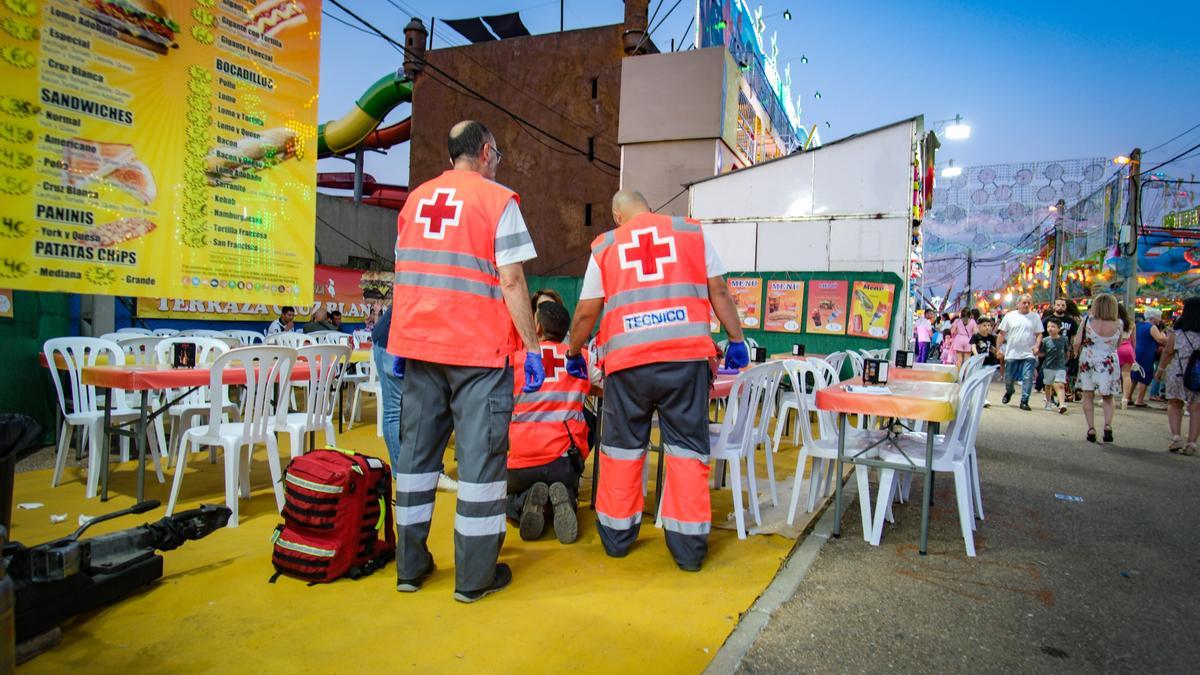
left=702, top=480, right=857, bottom=675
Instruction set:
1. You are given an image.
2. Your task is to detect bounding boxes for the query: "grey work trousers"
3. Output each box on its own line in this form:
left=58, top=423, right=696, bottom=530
left=393, top=358, right=513, bottom=592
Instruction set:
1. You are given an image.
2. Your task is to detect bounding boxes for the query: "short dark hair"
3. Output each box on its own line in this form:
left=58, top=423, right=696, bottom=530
left=448, top=121, right=490, bottom=163
left=1176, top=297, right=1200, bottom=332
left=535, top=301, right=570, bottom=342
left=978, top=317, right=994, bottom=326
left=281, top=306, right=295, bottom=314
left=1046, top=316, right=1062, bottom=328
left=331, top=310, right=342, bottom=318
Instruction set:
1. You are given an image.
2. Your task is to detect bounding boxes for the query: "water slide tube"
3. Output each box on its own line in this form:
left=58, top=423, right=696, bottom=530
left=317, top=72, right=414, bottom=158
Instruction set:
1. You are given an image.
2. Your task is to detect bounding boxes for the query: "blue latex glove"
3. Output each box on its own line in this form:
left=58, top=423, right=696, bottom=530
left=523, top=351, right=545, bottom=393
left=725, top=341, right=750, bottom=370
left=565, top=352, right=588, bottom=380
left=391, top=356, right=406, bottom=379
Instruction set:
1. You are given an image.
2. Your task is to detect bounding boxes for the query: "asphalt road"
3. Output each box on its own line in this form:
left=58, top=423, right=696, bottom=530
left=738, top=383, right=1200, bottom=673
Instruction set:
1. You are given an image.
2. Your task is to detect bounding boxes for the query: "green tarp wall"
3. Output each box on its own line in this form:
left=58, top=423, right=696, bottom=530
left=0, top=292, right=71, bottom=444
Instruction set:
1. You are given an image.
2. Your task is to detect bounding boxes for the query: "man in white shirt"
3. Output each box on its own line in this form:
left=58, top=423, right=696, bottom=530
left=267, top=306, right=295, bottom=335
left=997, top=294, right=1044, bottom=410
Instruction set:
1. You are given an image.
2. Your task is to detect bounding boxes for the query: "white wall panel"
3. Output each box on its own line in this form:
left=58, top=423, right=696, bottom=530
left=811, top=121, right=913, bottom=216
left=756, top=221, right=829, bottom=271
left=690, top=152, right=815, bottom=219
left=704, top=221, right=758, bottom=271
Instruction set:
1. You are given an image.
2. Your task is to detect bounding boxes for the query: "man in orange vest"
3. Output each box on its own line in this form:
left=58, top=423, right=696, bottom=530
left=388, top=120, right=544, bottom=603
left=508, top=301, right=599, bottom=544
left=565, top=190, right=748, bottom=571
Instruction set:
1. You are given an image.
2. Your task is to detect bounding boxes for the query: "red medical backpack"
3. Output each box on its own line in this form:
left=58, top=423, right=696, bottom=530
left=271, top=449, right=395, bottom=583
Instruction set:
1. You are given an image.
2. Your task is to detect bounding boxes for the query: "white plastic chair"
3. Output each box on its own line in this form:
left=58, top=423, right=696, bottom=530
left=116, top=327, right=153, bottom=335
left=44, top=337, right=164, bottom=498
left=704, top=362, right=781, bottom=538
left=154, top=337, right=234, bottom=463
left=266, top=332, right=314, bottom=348
left=117, top=336, right=168, bottom=461
left=869, top=367, right=996, bottom=556
left=98, top=332, right=135, bottom=343
left=277, top=344, right=350, bottom=458
left=152, top=328, right=180, bottom=337
left=783, top=361, right=881, bottom=537
left=772, top=359, right=838, bottom=454
left=823, top=351, right=849, bottom=380
left=225, top=330, right=265, bottom=345
left=351, top=329, right=373, bottom=349
left=168, top=346, right=297, bottom=527
left=346, top=357, right=381, bottom=431
left=845, top=351, right=865, bottom=378
left=181, top=329, right=229, bottom=339
left=307, top=330, right=350, bottom=346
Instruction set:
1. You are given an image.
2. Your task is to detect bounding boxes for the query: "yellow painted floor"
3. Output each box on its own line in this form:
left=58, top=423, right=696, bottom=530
left=14, top=410, right=814, bottom=673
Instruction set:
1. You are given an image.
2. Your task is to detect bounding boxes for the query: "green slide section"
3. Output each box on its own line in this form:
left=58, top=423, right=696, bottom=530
left=317, top=72, right=413, bottom=157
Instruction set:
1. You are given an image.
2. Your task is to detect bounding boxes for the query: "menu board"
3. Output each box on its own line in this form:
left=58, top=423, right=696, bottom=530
left=805, top=279, right=848, bottom=335
left=764, top=279, right=804, bottom=333
left=848, top=281, right=896, bottom=339
left=727, top=277, right=762, bottom=329
left=0, top=0, right=320, bottom=303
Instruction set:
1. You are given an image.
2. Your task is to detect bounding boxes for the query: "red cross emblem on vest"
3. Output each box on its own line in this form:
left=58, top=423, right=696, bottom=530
left=541, top=346, right=566, bottom=382
left=618, top=226, right=677, bottom=282
left=415, top=188, right=463, bottom=240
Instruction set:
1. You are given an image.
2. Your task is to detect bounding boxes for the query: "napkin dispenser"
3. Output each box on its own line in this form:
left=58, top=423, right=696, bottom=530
left=752, top=346, right=767, bottom=363
left=863, top=358, right=889, bottom=385
left=172, top=342, right=196, bottom=369
left=895, top=350, right=914, bottom=368
left=792, top=343, right=806, bottom=356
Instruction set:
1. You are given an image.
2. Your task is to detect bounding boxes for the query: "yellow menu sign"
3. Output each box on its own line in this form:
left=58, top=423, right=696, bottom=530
left=0, top=0, right=320, bottom=303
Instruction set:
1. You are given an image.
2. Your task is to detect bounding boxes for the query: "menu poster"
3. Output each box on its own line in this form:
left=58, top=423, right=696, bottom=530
left=805, top=280, right=848, bottom=335
left=848, top=281, right=896, bottom=339
left=727, top=277, right=762, bottom=329
left=0, top=0, right=320, bottom=303
left=764, top=280, right=805, bottom=333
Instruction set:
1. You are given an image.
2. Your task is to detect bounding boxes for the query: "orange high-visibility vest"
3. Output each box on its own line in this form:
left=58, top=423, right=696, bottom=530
left=509, top=341, right=590, bottom=469
left=388, top=170, right=519, bottom=368
left=592, top=213, right=716, bottom=374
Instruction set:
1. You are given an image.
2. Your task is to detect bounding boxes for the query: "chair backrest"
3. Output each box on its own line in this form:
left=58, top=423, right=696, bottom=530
left=959, top=352, right=986, bottom=382
left=152, top=328, right=180, bottom=337
left=750, top=361, right=784, bottom=442
left=307, top=330, right=350, bottom=346
left=43, top=337, right=125, bottom=416
left=207, top=347, right=296, bottom=444
left=823, top=351, right=848, bottom=380
left=962, top=365, right=998, bottom=455
left=789, top=361, right=829, bottom=447
left=941, top=367, right=996, bottom=461
left=154, top=337, right=231, bottom=405
left=294, top=344, right=352, bottom=430
left=844, top=351, right=865, bottom=378
left=181, top=329, right=231, bottom=339
left=714, top=363, right=777, bottom=457
left=267, top=331, right=315, bottom=348
left=117, top=327, right=152, bottom=335
left=351, top=330, right=373, bottom=349
left=98, top=332, right=132, bottom=343
left=225, top=330, right=265, bottom=345
left=120, top=336, right=164, bottom=365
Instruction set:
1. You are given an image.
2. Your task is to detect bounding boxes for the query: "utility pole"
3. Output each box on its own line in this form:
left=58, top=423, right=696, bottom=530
left=1051, top=198, right=1065, bottom=303
left=1122, top=148, right=1142, bottom=309
left=560, top=0, right=564, bottom=31
left=965, top=249, right=973, bottom=311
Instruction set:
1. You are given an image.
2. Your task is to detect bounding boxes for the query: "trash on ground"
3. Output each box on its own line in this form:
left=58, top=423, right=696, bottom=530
left=17, top=502, right=44, bottom=510
left=50, top=513, right=67, bottom=524
left=1053, top=493, right=1083, bottom=502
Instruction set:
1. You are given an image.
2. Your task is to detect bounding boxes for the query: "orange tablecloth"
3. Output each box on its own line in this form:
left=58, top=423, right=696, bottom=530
left=913, top=362, right=958, bottom=375
left=889, top=367, right=957, bottom=384
left=815, top=377, right=957, bottom=423
left=711, top=374, right=736, bottom=399
left=769, top=352, right=829, bottom=361
left=80, top=364, right=312, bottom=390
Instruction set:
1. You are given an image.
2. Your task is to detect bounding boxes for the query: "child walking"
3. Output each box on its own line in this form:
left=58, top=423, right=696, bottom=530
left=1042, top=317, right=1069, bottom=414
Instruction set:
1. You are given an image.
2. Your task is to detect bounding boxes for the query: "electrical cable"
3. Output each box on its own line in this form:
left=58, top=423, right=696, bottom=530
left=315, top=214, right=391, bottom=263
left=647, top=0, right=686, bottom=43
left=1139, top=140, right=1200, bottom=176
left=653, top=186, right=689, bottom=212
left=1143, top=121, right=1200, bottom=155
left=327, top=0, right=623, bottom=175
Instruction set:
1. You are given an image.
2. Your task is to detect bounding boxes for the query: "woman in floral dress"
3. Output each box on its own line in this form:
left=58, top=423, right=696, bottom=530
left=1156, top=296, right=1200, bottom=455
left=1073, top=293, right=1122, bottom=443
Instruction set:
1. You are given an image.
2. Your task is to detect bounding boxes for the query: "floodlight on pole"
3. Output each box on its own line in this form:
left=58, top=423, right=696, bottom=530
left=944, top=114, right=971, bottom=140
left=1113, top=155, right=1132, bottom=165
left=940, top=159, right=962, bottom=178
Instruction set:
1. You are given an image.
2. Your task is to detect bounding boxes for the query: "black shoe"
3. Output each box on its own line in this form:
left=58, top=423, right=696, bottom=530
left=1019, top=402, right=1032, bottom=411
left=454, top=563, right=512, bottom=603
left=1103, top=426, right=1113, bottom=443
left=1002, top=394, right=1012, bottom=405
left=677, top=560, right=702, bottom=572
left=548, top=482, right=578, bottom=544
left=519, top=482, right=548, bottom=541
left=397, top=556, right=435, bottom=592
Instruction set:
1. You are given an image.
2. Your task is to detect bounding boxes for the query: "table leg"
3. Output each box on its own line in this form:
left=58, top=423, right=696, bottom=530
left=919, top=421, right=938, bottom=555
left=135, top=390, right=149, bottom=503
left=101, top=388, right=113, bottom=502
left=832, top=412, right=846, bottom=539
left=337, top=382, right=344, bottom=434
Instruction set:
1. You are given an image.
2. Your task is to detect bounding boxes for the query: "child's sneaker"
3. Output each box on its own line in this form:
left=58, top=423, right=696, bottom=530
left=1044, top=401, right=1056, bottom=411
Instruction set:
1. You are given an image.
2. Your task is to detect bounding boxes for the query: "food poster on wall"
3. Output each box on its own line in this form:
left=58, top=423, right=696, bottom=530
left=848, top=281, right=896, bottom=339
left=0, top=0, right=320, bottom=303
left=764, top=279, right=804, bottom=333
left=137, top=265, right=374, bottom=321
left=805, top=279, right=848, bottom=335
left=727, top=277, right=762, bottom=329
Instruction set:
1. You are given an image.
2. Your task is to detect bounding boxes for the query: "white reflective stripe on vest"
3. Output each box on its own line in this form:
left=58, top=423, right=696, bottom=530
left=394, top=271, right=501, bottom=300
left=395, top=502, right=435, bottom=526
left=516, top=391, right=586, bottom=405
left=663, top=442, right=708, bottom=463
left=596, top=511, right=642, bottom=530
left=660, top=516, right=711, bottom=535
left=511, top=410, right=585, bottom=424
left=605, top=321, right=711, bottom=352
left=394, top=471, right=440, bottom=493
left=395, top=248, right=497, bottom=276
left=455, top=513, right=506, bottom=536
left=607, top=283, right=709, bottom=311
left=457, top=479, right=506, bottom=503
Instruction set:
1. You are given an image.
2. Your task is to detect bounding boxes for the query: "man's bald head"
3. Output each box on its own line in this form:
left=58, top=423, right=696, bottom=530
left=448, top=121, right=492, bottom=162
left=611, top=190, right=650, bottom=226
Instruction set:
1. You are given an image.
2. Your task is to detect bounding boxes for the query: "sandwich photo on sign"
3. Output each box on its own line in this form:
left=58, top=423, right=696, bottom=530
left=79, top=0, right=180, bottom=55
left=205, top=128, right=299, bottom=186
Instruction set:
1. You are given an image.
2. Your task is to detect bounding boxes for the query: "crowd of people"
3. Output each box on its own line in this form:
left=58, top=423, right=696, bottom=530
left=914, top=293, right=1200, bottom=453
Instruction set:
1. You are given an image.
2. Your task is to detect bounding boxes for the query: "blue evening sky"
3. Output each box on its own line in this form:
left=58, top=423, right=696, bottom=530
left=316, top=1, right=1200, bottom=189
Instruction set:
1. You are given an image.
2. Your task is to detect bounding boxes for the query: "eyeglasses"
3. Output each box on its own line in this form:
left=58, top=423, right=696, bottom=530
left=487, top=144, right=502, bottom=165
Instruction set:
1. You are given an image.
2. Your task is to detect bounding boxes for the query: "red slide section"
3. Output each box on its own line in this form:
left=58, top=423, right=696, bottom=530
left=318, top=117, right=411, bottom=210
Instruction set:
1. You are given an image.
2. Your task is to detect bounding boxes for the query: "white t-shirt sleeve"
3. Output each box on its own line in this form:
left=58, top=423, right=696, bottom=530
left=579, top=255, right=604, bottom=300
left=702, top=228, right=727, bottom=277
left=494, top=198, right=537, bottom=266
left=586, top=349, right=603, bottom=387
